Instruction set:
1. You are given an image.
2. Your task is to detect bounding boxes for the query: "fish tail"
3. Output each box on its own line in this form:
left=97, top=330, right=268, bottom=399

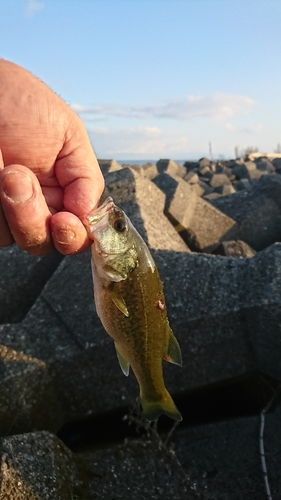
left=140, top=390, right=182, bottom=422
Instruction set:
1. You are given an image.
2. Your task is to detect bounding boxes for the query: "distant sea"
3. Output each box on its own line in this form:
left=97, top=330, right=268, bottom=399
left=117, top=159, right=189, bottom=166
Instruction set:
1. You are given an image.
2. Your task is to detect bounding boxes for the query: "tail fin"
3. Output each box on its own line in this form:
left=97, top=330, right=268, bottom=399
left=140, top=390, right=182, bottom=422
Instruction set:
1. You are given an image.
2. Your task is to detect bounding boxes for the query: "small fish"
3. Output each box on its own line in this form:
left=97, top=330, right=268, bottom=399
left=84, top=196, right=182, bottom=421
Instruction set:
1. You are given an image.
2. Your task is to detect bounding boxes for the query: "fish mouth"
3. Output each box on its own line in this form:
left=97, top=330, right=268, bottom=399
left=82, top=197, right=130, bottom=258
left=87, top=196, right=114, bottom=226
left=82, top=197, right=114, bottom=240
left=83, top=197, right=128, bottom=260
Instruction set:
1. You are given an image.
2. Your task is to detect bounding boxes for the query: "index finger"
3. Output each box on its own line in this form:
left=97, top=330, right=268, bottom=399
left=55, top=115, right=105, bottom=216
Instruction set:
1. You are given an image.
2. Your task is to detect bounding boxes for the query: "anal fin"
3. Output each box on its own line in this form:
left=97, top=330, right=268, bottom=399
left=115, top=342, right=130, bottom=376
left=164, top=328, right=183, bottom=367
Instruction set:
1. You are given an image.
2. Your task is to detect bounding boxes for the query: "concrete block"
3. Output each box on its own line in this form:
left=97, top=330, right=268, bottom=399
left=183, top=160, right=198, bottom=171
left=272, top=157, right=281, bottom=173
left=231, top=164, right=246, bottom=179
left=232, top=161, right=256, bottom=180
left=171, top=403, right=281, bottom=499
left=210, top=175, right=281, bottom=250
left=177, top=164, right=188, bottom=178
left=198, top=165, right=213, bottom=179
left=39, top=243, right=281, bottom=417
left=248, top=169, right=267, bottom=183
left=215, top=164, right=233, bottom=177
left=234, top=178, right=252, bottom=191
left=212, top=240, right=256, bottom=258
left=209, top=173, right=232, bottom=188
left=230, top=158, right=245, bottom=166
left=82, top=432, right=199, bottom=499
left=1, top=157, right=281, bottom=498
left=98, top=159, right=122, bottom=176
left=0, top=246, right=62, bottom=324
left=164, top=178, right=198, bottom=229
left=104, top=168, right=190, bottom=252
left=190, top=183, right=206, bottom=197
left=244, top=160, right=257, bottom=171
left=167, top=179, right=236, bottom=252
left=198, top=157, right=211, bottom=168
left=183, top=200, right=237, bottom=252
left=256, top=159, right=275, bottom=174
left=1, top=241, right=281, bottom=432
left=152, top=172, right=179, bottom=212
left=146, top=244, right=281, bottom=395
left=122, top=162, right=158, bottom=181
left=0, top=431, right=87, bottom=499
left=156, top=159, right=184, bottom=177
left=2, top=399, right=281, bottom=499
left=203, top=192, right=222, bottom=200
left=184, top=171, right=199, bottom=184
left=139, top=162, right=158, bottom=180
left=197, top=179, right=214, bottom=195
left=213, top=184, right=236, bottom=195
left=0, top=340, right=65, bottom=435
left=1, top=165, right=281, bottom=439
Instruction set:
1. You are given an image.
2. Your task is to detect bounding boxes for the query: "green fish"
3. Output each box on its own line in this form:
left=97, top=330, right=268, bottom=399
left=85, top=196, right=182, bottom=421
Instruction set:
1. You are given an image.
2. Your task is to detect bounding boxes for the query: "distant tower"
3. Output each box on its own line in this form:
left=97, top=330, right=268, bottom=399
left=209, top=142, right=213, bottom=160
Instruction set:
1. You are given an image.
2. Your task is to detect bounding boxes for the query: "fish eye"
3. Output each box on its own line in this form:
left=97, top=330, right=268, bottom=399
left=114, top=218, right=126, bottom=233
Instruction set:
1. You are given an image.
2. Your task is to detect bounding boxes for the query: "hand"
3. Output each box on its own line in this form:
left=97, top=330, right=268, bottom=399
left=0, top=59, right=104, bottom=256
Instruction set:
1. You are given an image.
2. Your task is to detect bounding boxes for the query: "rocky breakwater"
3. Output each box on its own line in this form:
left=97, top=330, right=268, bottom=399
left=1, top=156, right=281, bottom=498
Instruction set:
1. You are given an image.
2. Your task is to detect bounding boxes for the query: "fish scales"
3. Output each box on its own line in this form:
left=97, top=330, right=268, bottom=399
left=94, top=265, right=169, bottom=399
left=85, top=196, right=182, bottom=421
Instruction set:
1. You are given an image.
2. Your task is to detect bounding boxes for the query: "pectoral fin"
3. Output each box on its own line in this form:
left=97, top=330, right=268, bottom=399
left=164, top=328, right=183, bottom=367
left=115, top=342, right=130, bottom=376
left=108, top=284, right=129, bottom=317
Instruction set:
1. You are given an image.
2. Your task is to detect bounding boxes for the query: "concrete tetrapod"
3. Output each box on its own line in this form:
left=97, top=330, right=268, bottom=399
left=2, top=402, right=281, bottom=499
left=1, top=239, right=281, bottom=434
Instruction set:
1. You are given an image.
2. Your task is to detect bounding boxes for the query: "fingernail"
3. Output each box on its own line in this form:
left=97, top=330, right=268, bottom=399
left=53, top=228, right=76, bottom=245
left=2, top=171, right=34, bottom=202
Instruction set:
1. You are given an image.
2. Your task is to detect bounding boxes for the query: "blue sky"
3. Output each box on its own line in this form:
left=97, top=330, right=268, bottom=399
left=1, top=0, right=281, bottom=160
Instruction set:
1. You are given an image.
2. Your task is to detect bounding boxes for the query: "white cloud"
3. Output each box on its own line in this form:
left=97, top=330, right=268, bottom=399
left=24, top=0, right=44, bottom=18
left=242, top=124, right=263, bottom=134
left=72, top=93, right=255, bottom=122
left=225, top=122, right=236, bottom=131
left=87, top=126, right=190, bottom=157
left=225, top=122, right=263, bottom=134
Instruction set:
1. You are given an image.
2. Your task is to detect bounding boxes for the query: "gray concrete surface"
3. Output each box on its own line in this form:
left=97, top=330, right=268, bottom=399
left=1, top=157, right=281, bottom=497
